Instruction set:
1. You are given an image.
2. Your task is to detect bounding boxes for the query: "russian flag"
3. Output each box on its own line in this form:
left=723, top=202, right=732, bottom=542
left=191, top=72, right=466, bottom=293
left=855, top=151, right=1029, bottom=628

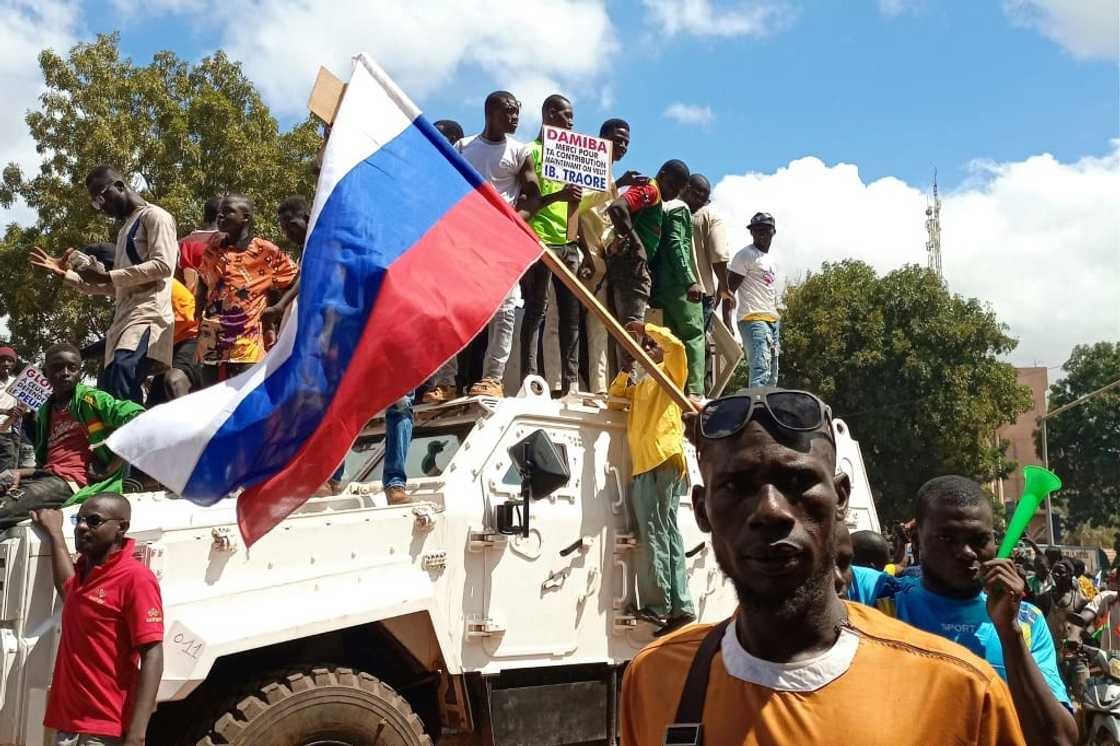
left=107, top=54, right=542, bottom=545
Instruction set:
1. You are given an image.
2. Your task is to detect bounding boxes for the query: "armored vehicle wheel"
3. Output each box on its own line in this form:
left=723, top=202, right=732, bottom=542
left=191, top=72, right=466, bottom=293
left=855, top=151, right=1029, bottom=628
left=193, top=666, right=432, bottom=746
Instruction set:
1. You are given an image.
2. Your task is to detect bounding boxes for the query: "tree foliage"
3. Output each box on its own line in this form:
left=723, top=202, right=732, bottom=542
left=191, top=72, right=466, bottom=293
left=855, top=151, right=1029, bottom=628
left=1041, top=341, right=1120, bottom=531
left=0, top=34, right=321, bottom=359
left=770, top=260, right=1032, bottom=524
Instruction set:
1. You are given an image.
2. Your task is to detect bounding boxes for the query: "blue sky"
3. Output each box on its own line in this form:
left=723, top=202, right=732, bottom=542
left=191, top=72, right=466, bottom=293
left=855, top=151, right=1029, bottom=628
left=74, top=0, right=1118, bottom=191
left=2, top=0, right=1118, bottom=367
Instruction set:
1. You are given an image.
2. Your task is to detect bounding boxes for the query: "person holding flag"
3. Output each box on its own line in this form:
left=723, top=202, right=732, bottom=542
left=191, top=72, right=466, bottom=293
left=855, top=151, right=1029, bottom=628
left=106, top=55, right=545, bottom=546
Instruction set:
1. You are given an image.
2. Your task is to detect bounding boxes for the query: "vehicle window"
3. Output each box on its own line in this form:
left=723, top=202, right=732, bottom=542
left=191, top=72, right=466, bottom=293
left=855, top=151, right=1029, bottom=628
left=340, top=437, right=382, bottom=484
left=344, top=426, right=470, bottom=486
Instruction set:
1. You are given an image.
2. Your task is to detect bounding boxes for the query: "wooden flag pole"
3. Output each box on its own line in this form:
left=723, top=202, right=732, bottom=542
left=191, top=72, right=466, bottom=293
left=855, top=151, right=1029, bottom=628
left=537, top=246, right=696, bottom=413
left=308, top=67, right=697, bottom=414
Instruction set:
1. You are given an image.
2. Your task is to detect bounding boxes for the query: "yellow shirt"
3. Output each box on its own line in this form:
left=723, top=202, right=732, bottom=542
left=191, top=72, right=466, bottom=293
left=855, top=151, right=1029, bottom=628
left=608, top=323, right=687, bottom=477
left=578, top=182, right=619, bottom=287
left=1079, top=575, right=1099, bottom=601
left=171, top=278, right=198, bottom=344
left=621, top=602, right=1026, bottom=746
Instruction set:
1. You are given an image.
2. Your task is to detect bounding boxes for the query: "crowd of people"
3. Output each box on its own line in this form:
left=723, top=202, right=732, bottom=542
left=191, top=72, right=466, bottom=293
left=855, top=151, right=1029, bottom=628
left=624, top=392, right=1118, bottom=745
left=0, top=87, right=784, bottom=524
left=0, top=88, right=1115, bottom=745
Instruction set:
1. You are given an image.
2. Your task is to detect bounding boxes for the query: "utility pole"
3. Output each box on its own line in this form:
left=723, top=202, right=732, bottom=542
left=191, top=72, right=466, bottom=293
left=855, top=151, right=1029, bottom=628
left=1038, top=376, right=1120, bottom=544
left=925, top=170, right=943, bottom=278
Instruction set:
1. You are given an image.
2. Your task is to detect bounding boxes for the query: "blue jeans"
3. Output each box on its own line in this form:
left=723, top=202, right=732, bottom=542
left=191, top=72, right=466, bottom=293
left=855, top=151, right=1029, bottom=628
left=739, top=320, right=780, bottom=387
left=383, top=392, right=414, bottom=488
left=100, top=328, right=151, bottom=405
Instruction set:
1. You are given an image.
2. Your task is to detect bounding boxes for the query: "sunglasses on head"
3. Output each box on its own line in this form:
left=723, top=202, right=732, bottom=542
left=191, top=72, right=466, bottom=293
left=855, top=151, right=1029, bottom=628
left=698, top=389, right=833, bottom=441
left=72, top=513, right=120, bottom=529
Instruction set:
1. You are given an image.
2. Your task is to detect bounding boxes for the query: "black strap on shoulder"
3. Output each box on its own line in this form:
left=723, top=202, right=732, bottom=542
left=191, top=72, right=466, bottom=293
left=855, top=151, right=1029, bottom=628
left=124, top=211, right=144, bottom=267
left=663, top=617, right=733, bottom=746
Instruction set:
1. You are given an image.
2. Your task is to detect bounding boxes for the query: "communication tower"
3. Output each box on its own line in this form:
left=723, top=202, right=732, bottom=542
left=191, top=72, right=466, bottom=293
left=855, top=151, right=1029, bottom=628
left=925, top=170, right=943, bottom=278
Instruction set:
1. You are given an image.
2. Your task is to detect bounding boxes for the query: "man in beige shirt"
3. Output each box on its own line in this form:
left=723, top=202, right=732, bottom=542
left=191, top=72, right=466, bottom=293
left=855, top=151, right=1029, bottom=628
left=31, top=166, right=177, bottom=404
left=578, top=118, right=641, bottom=393
left=681, top=174, right=733, bottom=330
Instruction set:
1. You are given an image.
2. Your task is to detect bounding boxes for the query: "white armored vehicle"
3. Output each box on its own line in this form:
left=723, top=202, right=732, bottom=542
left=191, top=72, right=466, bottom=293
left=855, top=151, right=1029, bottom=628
left=0, top=379, right=878, bottom=745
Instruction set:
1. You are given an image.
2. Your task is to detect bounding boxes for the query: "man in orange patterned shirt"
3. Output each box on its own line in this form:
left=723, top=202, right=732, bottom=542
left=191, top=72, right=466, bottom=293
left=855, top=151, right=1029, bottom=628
left=195, top=193, right=298, bottom=385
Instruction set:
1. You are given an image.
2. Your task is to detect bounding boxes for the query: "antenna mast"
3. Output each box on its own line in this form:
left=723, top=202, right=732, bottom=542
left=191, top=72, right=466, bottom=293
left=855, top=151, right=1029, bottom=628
left=925, top=169, right=942, bottom=278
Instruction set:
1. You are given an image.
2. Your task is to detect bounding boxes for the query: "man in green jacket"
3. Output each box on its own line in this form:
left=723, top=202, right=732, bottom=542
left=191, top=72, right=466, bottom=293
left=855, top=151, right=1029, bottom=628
left=649, top=160, right=705, bottom=399
left=0, top=343, right=143, bottom=529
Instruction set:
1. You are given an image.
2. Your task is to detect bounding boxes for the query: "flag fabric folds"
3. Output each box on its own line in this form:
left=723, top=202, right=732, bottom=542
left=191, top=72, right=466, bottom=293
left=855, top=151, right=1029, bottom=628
left=107, top=53, right=543, bottom=545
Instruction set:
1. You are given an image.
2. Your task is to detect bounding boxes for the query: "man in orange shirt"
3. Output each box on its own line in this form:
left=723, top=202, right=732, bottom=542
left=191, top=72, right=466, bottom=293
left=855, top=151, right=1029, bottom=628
left=195, top=193, right=298, bottom=385
left=620, top=388, right=1026, bottom=746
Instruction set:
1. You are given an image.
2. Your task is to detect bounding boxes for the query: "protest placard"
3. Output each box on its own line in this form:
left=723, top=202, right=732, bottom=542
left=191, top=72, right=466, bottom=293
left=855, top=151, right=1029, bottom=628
left=6, top=365, right=52, bottom=410
left=541, top=125, right=613, bottom=192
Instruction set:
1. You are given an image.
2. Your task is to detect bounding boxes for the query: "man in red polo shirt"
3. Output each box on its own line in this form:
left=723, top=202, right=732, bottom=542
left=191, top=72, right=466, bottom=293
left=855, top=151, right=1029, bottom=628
left=31, top=494, right=163, bottom=746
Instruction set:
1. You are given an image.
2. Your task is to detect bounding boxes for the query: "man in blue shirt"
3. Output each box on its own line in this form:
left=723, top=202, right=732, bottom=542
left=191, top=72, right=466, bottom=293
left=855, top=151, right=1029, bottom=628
left=836, top=522, right=899, bottom=603
left=870, top=476, right=1077, bottom=746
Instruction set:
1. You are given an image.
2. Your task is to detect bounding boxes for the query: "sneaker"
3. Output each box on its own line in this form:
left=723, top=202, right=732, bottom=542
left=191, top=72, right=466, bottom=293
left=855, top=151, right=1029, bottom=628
left=653, top=613, right=696, bottom=638
left=385, top=485, right=412, bottom=505
left=468, top=377, right=504, bottom=397
left=422, top=384, right=456, bottom=404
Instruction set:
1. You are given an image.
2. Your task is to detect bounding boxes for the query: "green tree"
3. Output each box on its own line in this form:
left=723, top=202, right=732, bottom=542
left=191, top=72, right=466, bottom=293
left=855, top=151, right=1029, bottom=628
left=773, top=260, right=1031, bottom=524
left=0, top=34, right=321, bottom=359
left=1040, top=341, right=1120, bottom=531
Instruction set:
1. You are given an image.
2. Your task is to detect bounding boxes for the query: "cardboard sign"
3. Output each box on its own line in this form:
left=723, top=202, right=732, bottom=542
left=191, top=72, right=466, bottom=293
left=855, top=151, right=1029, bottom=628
left=308, top=66, right=346, bottom=125
left=541, top=125, right=613, bottom=192
left=6, top=365, right=51, bottom=410
left=709, top=316, right=744, bottom=399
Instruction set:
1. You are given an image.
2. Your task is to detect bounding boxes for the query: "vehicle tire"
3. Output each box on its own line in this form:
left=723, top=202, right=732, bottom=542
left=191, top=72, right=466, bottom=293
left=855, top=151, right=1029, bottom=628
left=193, top=666, right=433, bottom=746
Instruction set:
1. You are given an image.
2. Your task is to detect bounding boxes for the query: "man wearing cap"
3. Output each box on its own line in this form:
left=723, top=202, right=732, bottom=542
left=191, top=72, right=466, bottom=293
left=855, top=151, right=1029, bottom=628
left=728, top=213, right=781, bottom=387
left=0, top=346, right=21, bottom=471
left=620, top=388, right=1027, bottom=745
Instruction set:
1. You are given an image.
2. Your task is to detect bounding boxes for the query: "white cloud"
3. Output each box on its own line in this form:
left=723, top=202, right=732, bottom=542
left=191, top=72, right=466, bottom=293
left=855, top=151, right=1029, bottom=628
left=664, top=102, right=715, bottom=127
left=641, top=0, right=795, bottom=38
left=199, top=0, right=618, bottom=119
left=0, top=0, right=80, bottom=227
left=1003, top=0, right=1119, bottom=62
left=710, top=142, right=1120, bottom=367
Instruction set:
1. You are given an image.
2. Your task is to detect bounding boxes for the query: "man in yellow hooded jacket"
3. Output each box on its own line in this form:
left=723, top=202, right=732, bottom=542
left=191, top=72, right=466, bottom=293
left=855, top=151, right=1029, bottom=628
left=609, top=323, right=695, bottom=637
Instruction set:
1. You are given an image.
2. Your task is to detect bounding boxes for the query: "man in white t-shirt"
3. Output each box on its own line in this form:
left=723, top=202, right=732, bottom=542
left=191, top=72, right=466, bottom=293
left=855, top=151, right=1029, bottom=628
left=728, top=212, right=781, bottom=386
left=425, top=91, right=539, bottom=402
